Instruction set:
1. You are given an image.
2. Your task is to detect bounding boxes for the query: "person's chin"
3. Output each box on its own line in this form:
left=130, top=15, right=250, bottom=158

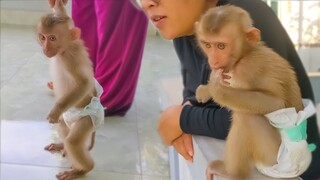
left=158, top=30, right=179, bottom=40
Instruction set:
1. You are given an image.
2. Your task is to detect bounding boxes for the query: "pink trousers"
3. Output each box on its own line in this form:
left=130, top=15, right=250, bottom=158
left=72, top=0, right=148, bottom=116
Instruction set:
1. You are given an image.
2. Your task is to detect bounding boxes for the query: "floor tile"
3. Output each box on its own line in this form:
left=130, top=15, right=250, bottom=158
left=1, top=163, right=142, bottom=180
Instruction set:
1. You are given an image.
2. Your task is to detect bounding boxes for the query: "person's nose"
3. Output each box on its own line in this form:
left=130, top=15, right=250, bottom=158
left=140, top=0, right=160, bottom=9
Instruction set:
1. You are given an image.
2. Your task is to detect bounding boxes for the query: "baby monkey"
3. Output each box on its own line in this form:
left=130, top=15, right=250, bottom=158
left=37, top=0, right=104, bottom=179
left=195, top=5, right=314, bottom=180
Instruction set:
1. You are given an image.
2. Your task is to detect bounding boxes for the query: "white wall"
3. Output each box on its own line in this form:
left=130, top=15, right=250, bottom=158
left=0, top=1, right=71, bottom=26
left=298, top=48, right=320, bottom=72
left=1, top=1, right=52, bottom=11
left=0, top=1, right=158, bottom=36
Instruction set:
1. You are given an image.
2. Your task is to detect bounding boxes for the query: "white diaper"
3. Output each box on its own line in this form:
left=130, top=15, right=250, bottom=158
left=256, top=99, right=316, bottom=178
left=62, top=80, right=105, bottom=130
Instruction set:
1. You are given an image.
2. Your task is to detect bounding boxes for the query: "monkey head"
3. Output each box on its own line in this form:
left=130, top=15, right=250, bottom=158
left=38, top=4, right=81, bottom=58
left=38, top=23, right=81, bottom=58
left=195, top=5, right=261, bottom=72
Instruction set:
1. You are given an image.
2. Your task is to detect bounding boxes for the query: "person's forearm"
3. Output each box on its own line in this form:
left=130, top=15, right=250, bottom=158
left=180, top=105, right=231, bottom=139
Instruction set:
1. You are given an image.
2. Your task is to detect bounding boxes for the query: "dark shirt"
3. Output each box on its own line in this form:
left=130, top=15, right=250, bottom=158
left=173, top=0, right=320, bottom=178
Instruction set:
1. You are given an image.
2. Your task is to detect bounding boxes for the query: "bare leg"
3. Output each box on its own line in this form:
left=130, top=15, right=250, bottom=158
left=45, top=119, right=69, bottom=157
left=57, top=116, right=94, bottom=180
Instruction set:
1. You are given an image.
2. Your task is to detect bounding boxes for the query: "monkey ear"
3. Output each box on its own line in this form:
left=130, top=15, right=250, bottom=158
left=246, top=27, right=261, bottom=44
left=70, top=27, right=81, bottom=40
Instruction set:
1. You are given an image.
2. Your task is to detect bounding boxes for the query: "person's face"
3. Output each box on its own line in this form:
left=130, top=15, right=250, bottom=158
left=139, top=0, right=217, bottom=39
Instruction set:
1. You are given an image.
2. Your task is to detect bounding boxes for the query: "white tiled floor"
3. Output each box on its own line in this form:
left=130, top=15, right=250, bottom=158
left=0, top=24, right=181, bottom=180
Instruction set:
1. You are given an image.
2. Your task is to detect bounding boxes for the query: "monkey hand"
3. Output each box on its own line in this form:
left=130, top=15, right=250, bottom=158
left=196, top=85, right=211, bottom=103
left=211, top=69, right=231, bottom=87
left=47, top=104, right=63, bottom=123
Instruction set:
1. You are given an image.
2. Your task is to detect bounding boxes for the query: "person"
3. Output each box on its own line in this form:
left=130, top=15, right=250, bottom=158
left=49, top=0, right=149, bottom=116
left=138, top=0, right=320, bottom=178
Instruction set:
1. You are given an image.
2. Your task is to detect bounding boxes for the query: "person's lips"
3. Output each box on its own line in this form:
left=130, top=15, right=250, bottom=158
left=150, top=15, right=167, bottom=28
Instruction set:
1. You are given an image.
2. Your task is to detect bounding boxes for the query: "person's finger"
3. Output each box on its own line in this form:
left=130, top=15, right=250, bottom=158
left=48, top=0, right=68, bottom=9
left=172, top=137, right=193, bottom=163
left=62, top=0, right=68, bottom=5
left=157, top=105, right=183, bottom=145
left=182, top=134, right=194, bottom=157
left=48, top=0, right=55, bottom=8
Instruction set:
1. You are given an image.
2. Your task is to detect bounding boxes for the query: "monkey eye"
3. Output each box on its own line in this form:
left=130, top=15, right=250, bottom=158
left=48, top=35, right=57, bottom=41
left=39, top=34, right=46, bottom=41
left=217, top=43, right=226, bottom=50
left=202, top=41, right=212, bottom=48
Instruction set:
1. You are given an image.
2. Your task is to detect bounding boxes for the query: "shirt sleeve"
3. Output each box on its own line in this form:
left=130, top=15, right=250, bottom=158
left=181, top=68, right=196, bottom=104
left=180, top=104, right=232, bottom=139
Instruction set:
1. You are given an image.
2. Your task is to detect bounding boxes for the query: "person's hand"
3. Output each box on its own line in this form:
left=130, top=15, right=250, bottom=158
left=183, top=100, right=191, bottom=106
left=172, top=133, right=194, bottom=163
left=157, top=105, right=184, bottom=145
left=48, top=0, right=68, bottom=8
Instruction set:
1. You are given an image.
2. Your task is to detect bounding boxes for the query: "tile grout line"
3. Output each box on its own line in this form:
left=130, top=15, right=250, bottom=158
left=133, top=101, right=144, bottom=180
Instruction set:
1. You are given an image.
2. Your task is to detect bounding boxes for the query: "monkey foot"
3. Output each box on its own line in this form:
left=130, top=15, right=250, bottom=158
left=47, top=81, right=53, bottom=90
left=56, top=168, right=86, bottom=180
left=206, top=160, right=229, bottom=180
left=44, top=143, right=67, bottom=157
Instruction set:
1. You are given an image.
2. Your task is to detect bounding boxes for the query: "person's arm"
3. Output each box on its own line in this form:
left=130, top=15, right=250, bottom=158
left=181, top=68, right=196, bottom=104
left=166, top=36, right=232, bottom=162
left=180, top=104, right=231, bottom=139
left=182, top=61, right=232, bottom=139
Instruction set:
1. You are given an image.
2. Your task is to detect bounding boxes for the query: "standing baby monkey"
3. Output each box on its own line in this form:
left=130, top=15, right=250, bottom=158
left=37, top=0, right=104, bottom=179
left=195, top=5, right=315, bottom=180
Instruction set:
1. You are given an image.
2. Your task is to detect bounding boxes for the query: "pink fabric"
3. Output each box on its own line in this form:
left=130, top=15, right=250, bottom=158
left=72, top=0, right=148, bottom=116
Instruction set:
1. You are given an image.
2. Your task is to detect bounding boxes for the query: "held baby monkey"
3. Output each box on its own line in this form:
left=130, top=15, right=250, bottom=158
left=37, top=0, right=104, bottom=179
left=195, top=5, right=314, bottom=180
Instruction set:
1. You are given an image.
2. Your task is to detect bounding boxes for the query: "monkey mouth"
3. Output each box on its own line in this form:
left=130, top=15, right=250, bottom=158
left=211, top=63, right=222, bottom=70
left=211, top=65, right=226, bottom=72
left=44, top=51, right=55, bottom=58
